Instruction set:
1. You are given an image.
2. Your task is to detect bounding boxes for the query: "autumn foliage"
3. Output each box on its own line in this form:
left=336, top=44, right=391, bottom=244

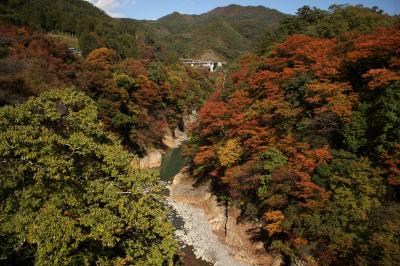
left=189, top=24, right=400, bottom=265
left=0, top=26, right=214, bottom=155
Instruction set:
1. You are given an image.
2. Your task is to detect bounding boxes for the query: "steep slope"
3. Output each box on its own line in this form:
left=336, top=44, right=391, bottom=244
left=0, top=0, right=288, bottom=60
left=145, top=4, right=289, bottom=60
left=0, top=0, right=146, bottom=57
left=188, top=6, right=400, bottom=264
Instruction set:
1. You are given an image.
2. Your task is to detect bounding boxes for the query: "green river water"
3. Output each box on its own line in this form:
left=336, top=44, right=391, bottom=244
left=160, top=145, right=188, bottom=180
left=160, top=146, right=212, bottom=266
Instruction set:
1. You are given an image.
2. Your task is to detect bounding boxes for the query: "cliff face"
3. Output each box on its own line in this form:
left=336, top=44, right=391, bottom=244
left=137, top=111, right=197, bottom=169
left=163, top=127, right=188, bottom=149
left=138, top=150, right=163, bottom=168
left=169, top=168, right=283, bottom=266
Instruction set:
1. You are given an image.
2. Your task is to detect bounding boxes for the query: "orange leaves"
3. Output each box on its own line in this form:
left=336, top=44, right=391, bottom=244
left=314, top=146, right=332, bottom=162
left=293, top=237, right=308, bottom=247
left=231, top=65, right=250, bottom=85
left=227, top=89, right=252, bottom=114
left=308, top=82, right=352, bottom=96
left=294, top=172, right=331, bottom=208
left=344, top=26, right=400, bottom=95
left=307, top=82, right=357, bottom=117
left=264, top=210, right=285, bottom=236
left=270, top=35, right=340, bottom=79
left=249, top=70, right=283, bottom=100
left=280, top=144, right=332, bottom=208
left=193, top=146, right=215, bottom=165
left=133, top=75, right=162, bottom=107
left=85, top=48, right=117, bottom=70
left=260, top=99, right=302, bottom=118
left=319, top=93, right=357, bottom=118
left=198, top=96, right=230, bottom=136
left=362, top=68, right=400, bottom=90
left=346, top=27, right=400, bottom=62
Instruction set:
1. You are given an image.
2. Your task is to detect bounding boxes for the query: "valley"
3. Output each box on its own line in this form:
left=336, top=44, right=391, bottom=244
left=0, top=1, right=399, bottom=266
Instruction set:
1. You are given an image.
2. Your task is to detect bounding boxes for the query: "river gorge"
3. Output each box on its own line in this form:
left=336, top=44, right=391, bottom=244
left=159, top=145, right=281, bottom=266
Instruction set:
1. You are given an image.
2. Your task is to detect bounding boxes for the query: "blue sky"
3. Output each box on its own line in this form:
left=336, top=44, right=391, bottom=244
left=86, top=0, right=399, bottom=19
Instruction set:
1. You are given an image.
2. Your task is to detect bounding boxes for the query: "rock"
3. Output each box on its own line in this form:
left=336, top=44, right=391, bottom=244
left=183, top=110, right=198, bottom=129
left=138, top=149, right=163, bottom=169
left=163, top=110, right=197, bottom=149
left=168, top=168, right=280, bottom=266
left=163, top=127, right=188, bottom=149
left=134, top=111, right=198, bottom=169
left=166, top=199, right=248, bottom=266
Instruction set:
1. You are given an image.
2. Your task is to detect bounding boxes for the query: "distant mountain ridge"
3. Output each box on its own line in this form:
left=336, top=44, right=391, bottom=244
left=142, top=4, right=289, bottom=60
left=0, top=1, right=289, bottom=60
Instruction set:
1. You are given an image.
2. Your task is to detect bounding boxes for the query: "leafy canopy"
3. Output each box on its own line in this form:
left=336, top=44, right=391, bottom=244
left=0, top=88, right=178, bottom=265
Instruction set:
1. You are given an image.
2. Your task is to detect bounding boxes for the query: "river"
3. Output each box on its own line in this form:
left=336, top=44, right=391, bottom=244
left=161, top=146, right=252, bottom=266
left=160, top=146, right=212, bottom=266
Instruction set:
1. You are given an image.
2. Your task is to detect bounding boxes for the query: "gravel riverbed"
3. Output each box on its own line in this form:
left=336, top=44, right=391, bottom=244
left=166, top=197, right=250, bottom=266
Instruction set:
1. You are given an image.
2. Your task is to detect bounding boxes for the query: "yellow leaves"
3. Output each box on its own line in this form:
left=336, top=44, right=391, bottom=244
left=217, top=138, right=242, bottom=167
left=264, top=210, right=285, bottom=236
left=167, top=69, right=184, bottom=89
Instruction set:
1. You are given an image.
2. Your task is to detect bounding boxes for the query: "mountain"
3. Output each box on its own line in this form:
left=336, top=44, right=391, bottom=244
left=0, top=0, right=145, bottom=57
left=0, top=1, right=288, bottom=60
left=142, top=5, right=289, bottom=60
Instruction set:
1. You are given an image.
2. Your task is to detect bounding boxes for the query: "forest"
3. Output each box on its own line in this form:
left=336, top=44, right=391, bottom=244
left=0, top=15, right=214, bottom=265
left=1, top=0, right=400, bottom=265
left=0, top=0, right=288, bottom=60
left=189, top=5, right=400, bottom=266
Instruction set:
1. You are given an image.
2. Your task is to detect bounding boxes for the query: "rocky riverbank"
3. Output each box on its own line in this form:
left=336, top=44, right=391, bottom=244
left=138, top=111, right=196, bottom=169
left=167, top=168, right=282, bottom=266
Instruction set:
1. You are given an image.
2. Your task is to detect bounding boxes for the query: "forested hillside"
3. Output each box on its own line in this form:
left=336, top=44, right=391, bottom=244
left=141, top=4, right=288, bottom=60
left=0, top=1, right=287, bottom=60
left=0, top=89, right=178, bottom=265
left=0, top=25, right=214, bottom=155
left=1, top=1, right=400, bottom=265
left=0, top=17, right=215, bottom=263
left=0, top=0, right=148, bottom=58
left=188, top=5, right=400, bottom=265
left=260, top=4, right=396, bottom=53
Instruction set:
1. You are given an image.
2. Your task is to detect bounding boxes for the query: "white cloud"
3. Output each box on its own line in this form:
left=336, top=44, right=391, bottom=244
left=86, top=0, right=136, bottom=17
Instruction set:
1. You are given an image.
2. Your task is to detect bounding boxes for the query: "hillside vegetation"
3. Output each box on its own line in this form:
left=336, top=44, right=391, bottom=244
left=1, top=1, right=400, bottom=265
left=0, top=89, right=178, bottom=265
left=0, top=25, right=215, bottom=155
left=0, top=1, right=288, bottom=60
left=0, top=13, right=215, bottom=266
left=188, top=5, right=400, bottom=265
left=142, top=4, right=288, bottom=60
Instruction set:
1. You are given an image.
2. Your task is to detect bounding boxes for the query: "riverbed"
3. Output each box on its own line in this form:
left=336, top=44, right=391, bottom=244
left=161, top=146, right=250, bottom=266
left=160, top=146, right=212, bottom=266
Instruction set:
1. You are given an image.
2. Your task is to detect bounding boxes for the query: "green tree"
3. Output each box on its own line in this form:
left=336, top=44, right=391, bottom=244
left=344, top=81, right=400, bottom=155
left=304, top=151, right=386, bottom=263
left=0, top=88, right=178, bottom=265
left=257, top=147, right=288, bottom=199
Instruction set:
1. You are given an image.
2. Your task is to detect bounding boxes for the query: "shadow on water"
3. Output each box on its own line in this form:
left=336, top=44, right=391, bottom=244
left=161, top=146, right=212, bottom=266
left=160, top=145, right=189, bottom=181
